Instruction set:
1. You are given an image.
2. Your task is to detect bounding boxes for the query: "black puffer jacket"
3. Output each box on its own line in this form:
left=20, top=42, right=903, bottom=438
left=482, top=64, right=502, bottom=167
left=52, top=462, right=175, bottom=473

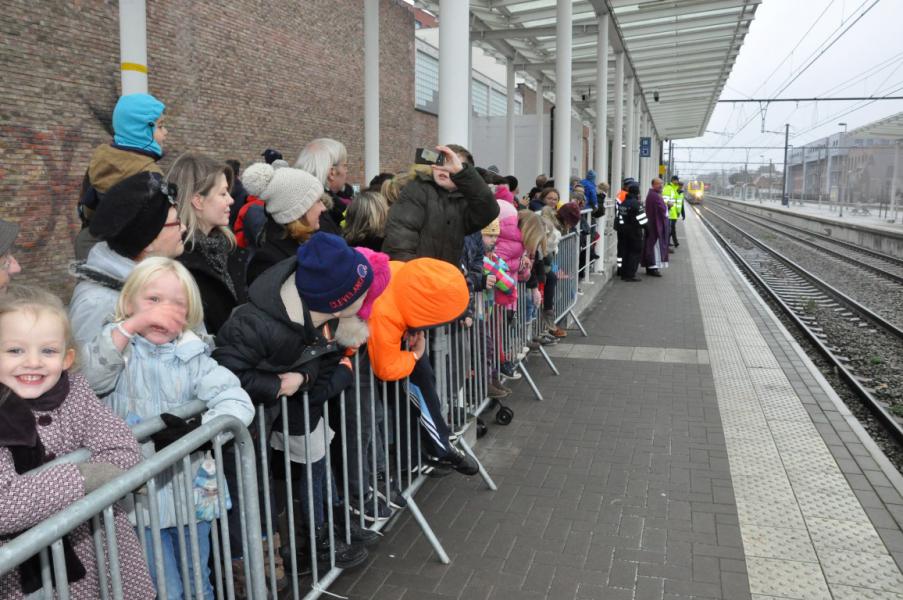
left=177, top=238, right=248, bottom=335
left=213, top=258, right=369, bottom=433
left=382, top=164, right=498, bottom=265
left=246, top=216, right=299, bottom=286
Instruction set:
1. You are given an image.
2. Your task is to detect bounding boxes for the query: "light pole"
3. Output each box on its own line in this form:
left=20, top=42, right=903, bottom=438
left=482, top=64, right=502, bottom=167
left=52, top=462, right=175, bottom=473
left=759, top=155, right=765, bottom=202
left=837, top=122, right=847, bottom=217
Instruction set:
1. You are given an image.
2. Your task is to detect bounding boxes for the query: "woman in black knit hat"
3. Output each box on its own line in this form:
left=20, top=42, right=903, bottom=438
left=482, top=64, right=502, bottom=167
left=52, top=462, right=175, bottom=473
left=69, top=171, right=186, bottom=353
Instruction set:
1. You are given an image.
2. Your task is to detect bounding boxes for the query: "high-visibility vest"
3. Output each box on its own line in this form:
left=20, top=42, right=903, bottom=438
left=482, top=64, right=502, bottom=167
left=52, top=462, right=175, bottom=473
left=669, top=192, right=683, bottom=220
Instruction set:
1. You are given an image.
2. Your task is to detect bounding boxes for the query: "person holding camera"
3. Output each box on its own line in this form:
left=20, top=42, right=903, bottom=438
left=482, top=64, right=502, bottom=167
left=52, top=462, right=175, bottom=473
left=382, top=145, right=498, bottom=265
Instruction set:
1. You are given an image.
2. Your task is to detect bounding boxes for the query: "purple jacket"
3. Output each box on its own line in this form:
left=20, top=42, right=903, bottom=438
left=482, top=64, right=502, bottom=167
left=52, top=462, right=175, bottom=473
left=0, top=374, right=155, bottom=600
left=642, top=187, right=669, bottom=267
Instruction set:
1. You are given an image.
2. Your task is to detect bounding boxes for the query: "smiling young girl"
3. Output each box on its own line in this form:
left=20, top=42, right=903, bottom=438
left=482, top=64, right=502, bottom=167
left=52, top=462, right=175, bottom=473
left=0, top=285, right=154, bottom=599
left=80, top=257, right=253, bottom=600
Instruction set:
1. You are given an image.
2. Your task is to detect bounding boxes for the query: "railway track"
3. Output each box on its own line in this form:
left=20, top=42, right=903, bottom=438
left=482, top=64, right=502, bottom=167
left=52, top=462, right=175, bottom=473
left=694, top=205, right=903, bottom=451
left=706, top=197, right=903, bottom=285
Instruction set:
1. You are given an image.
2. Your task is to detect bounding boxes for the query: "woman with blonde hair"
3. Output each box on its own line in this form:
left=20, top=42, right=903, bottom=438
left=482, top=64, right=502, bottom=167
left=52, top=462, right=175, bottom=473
left=241, top=162, right=327, bottom=285
left=342, top=190, right=389, bottom=251
left=167, top=153, right=247, bottom=334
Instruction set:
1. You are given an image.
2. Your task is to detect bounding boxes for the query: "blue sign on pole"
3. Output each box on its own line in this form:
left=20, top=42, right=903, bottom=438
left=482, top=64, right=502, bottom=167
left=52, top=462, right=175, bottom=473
left=639, top=137, right=652, bottom=158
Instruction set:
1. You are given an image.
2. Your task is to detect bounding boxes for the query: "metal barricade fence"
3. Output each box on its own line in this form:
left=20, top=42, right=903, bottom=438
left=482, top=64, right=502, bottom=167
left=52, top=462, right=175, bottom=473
left=4, top=266, right=593, bottom=599
left=0, top=403, right=267, bottom=600
left=553, top=229, right=589, bottom=337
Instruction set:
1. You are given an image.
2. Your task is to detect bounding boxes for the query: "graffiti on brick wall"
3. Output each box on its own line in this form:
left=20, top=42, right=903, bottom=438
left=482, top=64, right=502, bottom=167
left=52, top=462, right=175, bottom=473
left=0, top=124, right=88, bottom=254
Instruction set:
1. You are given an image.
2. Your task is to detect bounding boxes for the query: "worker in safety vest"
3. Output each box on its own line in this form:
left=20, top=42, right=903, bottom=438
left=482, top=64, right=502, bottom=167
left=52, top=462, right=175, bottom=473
left=661, top=175, right=679, bottom=249
left=614, top=177, right=636, bottom=276
left=668, top=180, right=685, bottom=248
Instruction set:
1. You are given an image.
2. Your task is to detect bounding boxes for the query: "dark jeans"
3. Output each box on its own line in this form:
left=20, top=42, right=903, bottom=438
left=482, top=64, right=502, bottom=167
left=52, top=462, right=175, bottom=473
left=670, top=219, right=679, bottom=245
left=543, top=270, right=558, bottom=312
left=342, top=372, right=387, bottom=504
left=222, top=407, right=279, bottom=558
left=272, top=453, right=339, bottom=530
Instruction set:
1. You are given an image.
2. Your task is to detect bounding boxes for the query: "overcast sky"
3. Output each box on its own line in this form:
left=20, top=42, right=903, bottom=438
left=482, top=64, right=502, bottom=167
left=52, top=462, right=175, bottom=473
left=675, top=0, right=903, bottom=177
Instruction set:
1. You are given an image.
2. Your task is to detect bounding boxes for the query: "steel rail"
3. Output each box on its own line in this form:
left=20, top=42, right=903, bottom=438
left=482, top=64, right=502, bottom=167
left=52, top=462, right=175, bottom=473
left=709, top=197, right=903, bottom=274
left=695, top=206, right=903, bottom=446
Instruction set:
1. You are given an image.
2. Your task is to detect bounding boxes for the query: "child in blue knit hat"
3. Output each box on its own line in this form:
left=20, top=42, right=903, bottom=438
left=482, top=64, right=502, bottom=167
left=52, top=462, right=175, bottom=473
left=214, top=232, right=382, bottom=573
left=75, top=93, right=169, bottom=261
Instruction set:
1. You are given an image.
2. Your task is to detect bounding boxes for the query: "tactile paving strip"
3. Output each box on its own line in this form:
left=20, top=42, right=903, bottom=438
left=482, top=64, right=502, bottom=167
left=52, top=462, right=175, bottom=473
left=685, top=214, right=903, bottom=598
left=745, top=556, right=831, bottom=599
left=818, top=549, right=903, bottom=592
left=829, top=584, right=903, bottom=600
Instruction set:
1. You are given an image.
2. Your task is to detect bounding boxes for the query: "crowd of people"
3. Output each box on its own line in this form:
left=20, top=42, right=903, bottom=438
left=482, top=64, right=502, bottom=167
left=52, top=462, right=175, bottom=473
left=0, top=90, right=672, bottom=598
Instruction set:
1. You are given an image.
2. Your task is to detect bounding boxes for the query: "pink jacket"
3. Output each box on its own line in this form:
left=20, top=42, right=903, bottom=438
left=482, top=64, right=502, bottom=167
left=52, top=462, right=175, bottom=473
left=494, top=214, right=525, bottom=308
left=0, top=374, right=155, bottom=600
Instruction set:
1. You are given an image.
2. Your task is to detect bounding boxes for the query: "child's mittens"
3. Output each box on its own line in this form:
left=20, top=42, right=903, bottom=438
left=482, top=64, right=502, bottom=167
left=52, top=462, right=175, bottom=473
left=150, top=413, right=210, bottom=452
left=78, top=462, right=125, bottom=494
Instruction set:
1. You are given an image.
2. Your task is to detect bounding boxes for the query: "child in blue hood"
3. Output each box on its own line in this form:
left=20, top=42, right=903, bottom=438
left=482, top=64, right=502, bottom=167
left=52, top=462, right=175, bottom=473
left=75, top=93, right=168, bottom=260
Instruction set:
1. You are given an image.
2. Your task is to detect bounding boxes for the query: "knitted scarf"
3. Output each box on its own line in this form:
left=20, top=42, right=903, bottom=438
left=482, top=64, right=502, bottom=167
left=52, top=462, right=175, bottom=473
left=195, top=231, right=236, bottom=298
left=0, top=373, right=87, bottom=593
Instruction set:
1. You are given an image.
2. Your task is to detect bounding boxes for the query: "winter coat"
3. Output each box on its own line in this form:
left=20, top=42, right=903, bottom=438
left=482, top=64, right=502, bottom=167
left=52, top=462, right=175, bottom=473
left=69, top=242, right=135, bottom=352
left=229, top=177, right=249, bottom=228
left=178, top=236, right=249, bottom=335
left=212, top=258, right=370, bottom=443
left=528, top=197, right=546, bottom=212
left=347, top=234, right=385, bottom=253
left=494, top=211, right=525, bottom=309
left=369, top=259, right=469, bottom=382
left=318, top=190, right=348, bottom=236
left=246, top=215, right=300, bottom=286
left=382, top=164, right=498, bottom=265
left=0, top=373, right=155, bottom=600
left=642, top=188, right=670, bottom=268
left=580, top=171, right=599, bottom=209
left=80, top=325, right=254, bottom=528
left=460, top=232, right=486, bottom=295
left=234, top=196, right=265, bottom=249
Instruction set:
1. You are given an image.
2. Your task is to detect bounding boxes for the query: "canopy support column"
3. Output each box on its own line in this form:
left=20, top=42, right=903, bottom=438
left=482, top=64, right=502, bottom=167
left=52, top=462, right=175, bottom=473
left=554, top=0, right=573, bottom=203
left=364, top=0, right=380, bottom=181
left=438, top=0, right=470, bottom=146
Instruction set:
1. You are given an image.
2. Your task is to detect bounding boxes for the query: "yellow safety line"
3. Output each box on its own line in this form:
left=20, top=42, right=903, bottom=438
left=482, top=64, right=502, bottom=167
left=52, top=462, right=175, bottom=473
left=120, top=62, right=148, bottom=74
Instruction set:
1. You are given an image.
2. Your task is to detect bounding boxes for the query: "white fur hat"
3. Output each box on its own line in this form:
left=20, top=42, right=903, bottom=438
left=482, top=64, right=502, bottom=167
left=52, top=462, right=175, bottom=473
left=240, top=162, right=323, bottom=225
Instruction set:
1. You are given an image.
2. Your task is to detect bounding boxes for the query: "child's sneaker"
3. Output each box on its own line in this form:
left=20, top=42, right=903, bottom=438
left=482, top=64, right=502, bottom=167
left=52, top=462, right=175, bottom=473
left=350, top=492, right=392, bottom=522
left=374, top=474, right=408, bottom=510
left=536, top=333, right=559, bottom=345
left=500, top=362, right=521, bottom=380
left=549, top=325, right=568, bottom=338
left=427, top=447, right=479, bottom=476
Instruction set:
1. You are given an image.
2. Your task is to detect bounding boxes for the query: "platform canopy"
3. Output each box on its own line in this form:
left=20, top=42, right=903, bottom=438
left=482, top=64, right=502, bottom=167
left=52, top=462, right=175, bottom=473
left=848, top=111, right=903, bottom=140
left=414, top=0, right=759, bottom=140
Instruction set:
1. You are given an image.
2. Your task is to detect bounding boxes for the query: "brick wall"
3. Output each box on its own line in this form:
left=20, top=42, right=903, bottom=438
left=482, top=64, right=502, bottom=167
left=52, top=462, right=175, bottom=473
left=0, top=0, right=437, bottom=299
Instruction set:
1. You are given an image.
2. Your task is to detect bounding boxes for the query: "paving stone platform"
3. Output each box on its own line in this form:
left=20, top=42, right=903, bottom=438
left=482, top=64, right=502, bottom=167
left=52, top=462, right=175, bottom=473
left=330, top=209, right=903, bottom=600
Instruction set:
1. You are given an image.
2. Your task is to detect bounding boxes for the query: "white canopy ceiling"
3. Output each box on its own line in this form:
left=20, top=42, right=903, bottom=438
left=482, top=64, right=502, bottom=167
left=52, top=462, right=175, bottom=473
left=414, top=0, right=760, bottom=140
left=849, top=111, right=903, bottom=140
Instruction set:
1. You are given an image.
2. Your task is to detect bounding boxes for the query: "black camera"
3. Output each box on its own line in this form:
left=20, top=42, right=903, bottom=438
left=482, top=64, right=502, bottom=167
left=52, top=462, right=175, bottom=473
left=415, top=148, right=445, bottom=166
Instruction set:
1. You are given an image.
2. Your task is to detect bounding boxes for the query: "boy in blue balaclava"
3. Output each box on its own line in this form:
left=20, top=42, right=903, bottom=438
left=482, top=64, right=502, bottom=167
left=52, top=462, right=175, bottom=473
left=75, top=93, right=168, bottom=260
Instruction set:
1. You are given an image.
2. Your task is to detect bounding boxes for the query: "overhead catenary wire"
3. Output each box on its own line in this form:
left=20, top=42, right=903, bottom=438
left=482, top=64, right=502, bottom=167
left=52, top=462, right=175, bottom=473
left=700, top=0, right=883, bottom=165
